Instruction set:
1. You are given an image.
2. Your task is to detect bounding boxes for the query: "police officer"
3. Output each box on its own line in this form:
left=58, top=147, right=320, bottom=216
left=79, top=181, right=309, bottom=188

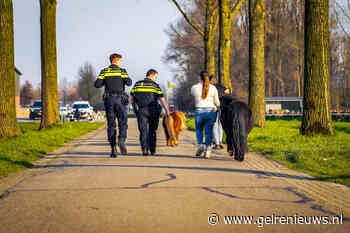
left=94, top=53, right=132, bottom=157
left=130, top=69, right=170, bottom=156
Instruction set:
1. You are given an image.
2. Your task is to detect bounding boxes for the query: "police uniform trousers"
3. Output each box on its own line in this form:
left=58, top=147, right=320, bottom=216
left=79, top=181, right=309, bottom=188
left=135, top=105, right=161, bottom=153
left=104, top=96, right=128, bottom=147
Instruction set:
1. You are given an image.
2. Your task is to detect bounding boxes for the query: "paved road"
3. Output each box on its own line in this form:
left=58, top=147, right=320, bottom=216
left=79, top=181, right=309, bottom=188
left=0, top=118, right=349, bottom=233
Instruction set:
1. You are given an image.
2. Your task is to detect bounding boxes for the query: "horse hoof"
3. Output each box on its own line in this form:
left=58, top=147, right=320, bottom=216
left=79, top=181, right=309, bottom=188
left=234, top=154, right=244, bottom=162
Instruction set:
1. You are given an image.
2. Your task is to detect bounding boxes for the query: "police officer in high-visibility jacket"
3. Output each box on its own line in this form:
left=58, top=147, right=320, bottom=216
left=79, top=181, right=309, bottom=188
left=130, top=69, right=170, bottom=156
left=94, top=53, right=132, bottom=157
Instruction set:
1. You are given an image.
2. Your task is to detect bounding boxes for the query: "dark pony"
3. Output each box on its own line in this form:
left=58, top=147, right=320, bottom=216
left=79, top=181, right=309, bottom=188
left=220, top=95, right=254, bottom=161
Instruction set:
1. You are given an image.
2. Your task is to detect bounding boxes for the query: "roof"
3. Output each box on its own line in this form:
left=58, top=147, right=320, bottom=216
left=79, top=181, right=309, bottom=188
left=15, top=67, right=22, bottom=76
left=265, top=96, right=303, bottom=102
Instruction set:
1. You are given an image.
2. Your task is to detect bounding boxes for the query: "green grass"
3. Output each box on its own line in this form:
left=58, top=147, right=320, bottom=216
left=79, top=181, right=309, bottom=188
left=0, top=122, right=104, bottom=178
left=186, top=118, right=196, bottom=131
left=186, top=118, right=350, bottom=186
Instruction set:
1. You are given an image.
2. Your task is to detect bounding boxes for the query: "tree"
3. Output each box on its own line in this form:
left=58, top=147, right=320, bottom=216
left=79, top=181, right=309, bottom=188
left=170, top=0, right=218, bottom=75
left=77, top=63, right=101, bottom=106
left=67, top=87, right=79, bottom=103
left=59, top=77, right=79, bottom=105
left=39, top=0, right=60, bottom=129
left=218, top=0, right=243, bottom=89
left=59, top=77, right=69, bottom=106
left=20, top=81, right=34, bottom=106
left=164, top=0, right=249, bottom=108
left=32, top=84, right=41, bottom=100
left=0, top=0, right=20, bottom=138
left=342, top=37, right=350, bottom=109
left=248, top=0, right=265, bottom=128
left=165, top=0, right=350, bottom=112
left=204, top=0, right=219, bottom=74
left=301, top=0, right=333, bottom=135
left=163, top=18, right=204, bottom=112
left=333, top=0, right=350, bottom=110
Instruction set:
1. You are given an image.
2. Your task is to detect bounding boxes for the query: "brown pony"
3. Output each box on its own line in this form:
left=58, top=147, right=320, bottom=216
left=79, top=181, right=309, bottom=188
left=163, top=112, right=187, bottom=146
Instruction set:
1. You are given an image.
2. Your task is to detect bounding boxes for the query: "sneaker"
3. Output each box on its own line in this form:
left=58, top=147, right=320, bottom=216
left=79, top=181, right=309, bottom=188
left=204, top=150, right=211, bottom=159
left=219, top=144, right=225, bottom=150
left=212, top=144, right=220, bottom=150
left=196, top=144, right=205, bottom=157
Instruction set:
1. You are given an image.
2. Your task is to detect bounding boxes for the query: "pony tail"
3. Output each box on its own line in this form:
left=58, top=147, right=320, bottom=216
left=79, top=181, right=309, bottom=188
left=201, top=73, right=210, bottom=99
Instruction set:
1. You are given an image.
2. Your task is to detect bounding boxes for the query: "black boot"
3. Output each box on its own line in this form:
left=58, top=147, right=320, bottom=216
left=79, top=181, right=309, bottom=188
left=118, top=142, right=127, bottom=155
left=142, top=147, right=149, bottom=156
left=110, top=145, right=117, bottom=158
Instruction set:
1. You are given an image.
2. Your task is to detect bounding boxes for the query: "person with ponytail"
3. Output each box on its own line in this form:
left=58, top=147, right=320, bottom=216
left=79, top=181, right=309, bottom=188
left=191, top=71, right=220, bottom=158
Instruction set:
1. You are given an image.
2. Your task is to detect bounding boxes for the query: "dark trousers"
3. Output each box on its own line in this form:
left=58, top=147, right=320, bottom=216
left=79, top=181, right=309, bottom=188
left=135, top=106, right=161, bottom=153
left=104, top=96, right=128, bottom=147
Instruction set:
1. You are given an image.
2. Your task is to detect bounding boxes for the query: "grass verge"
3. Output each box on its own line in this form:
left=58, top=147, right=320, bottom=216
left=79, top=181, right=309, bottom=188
left=186, top=118, right=350, bottom=186
left=0, top=122, right=104, bottom=178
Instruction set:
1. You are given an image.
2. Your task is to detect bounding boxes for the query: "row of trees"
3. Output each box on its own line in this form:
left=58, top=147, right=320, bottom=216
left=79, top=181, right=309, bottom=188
left=20, top=63, right=100, bottom=108
left=0, top=0, right=345, bottom=137
left=0, top=0, right=59, bottom=138
left=0, top=0, right=101, bottom=138
left=167, top=0, right=346, bottom=135
left=60, top=63, right=102, bottom=107
left=0, top=0, right=20, bottom=137
left=169, top=0, right=266, bottom=127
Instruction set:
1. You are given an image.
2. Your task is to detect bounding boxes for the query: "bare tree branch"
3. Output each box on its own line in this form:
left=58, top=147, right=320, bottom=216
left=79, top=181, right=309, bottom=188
left=170, top=0, right=204, bottom=36
left=230, top=0, right=244, bottom=20
left=335, top=1, right=350, bottom=22
left=335, top=1, right=350, bottom=39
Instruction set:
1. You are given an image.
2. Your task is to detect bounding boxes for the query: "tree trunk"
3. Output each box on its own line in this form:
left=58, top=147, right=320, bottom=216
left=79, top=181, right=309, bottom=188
left=274, top=5, right=285, bottom=97
left=204, top=0, right=218, bottom=75
left=294, top=0, right=303, bottom=97
left=171, top=0, right=217, bottom=76
left=301, top=0, right=333, bottom=135
left=0, top=0, right=20, bottom=138
left=267, top=78, right=272, bottom=97
left=276, top=59, right=285, bottom=96
left=218, top=0, right=232, bottom=89
left=40, top=0, right=60, bottom=129
left=248, top=0, right=266, bottom=128
left=294, top=72, right=299, bottom=97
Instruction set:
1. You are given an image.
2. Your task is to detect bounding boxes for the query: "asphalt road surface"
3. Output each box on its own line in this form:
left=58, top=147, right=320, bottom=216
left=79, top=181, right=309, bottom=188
left=1, top=118, right=349, bottom=233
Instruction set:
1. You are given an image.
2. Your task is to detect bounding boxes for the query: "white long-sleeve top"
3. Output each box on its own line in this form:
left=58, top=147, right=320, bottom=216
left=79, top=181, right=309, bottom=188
left=191, top=82, right=220, bottom=109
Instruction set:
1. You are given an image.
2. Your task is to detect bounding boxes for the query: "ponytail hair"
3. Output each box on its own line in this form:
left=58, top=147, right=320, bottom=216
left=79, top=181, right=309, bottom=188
left=209, top=75, right=217, bottom=85
left=200, top=71, right=210, bottom=99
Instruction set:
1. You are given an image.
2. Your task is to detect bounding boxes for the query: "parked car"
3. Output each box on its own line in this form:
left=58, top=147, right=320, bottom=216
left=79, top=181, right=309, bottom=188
left=29, top=100, right=42, bottom=120
left=68, top=101, right=93, bottom=120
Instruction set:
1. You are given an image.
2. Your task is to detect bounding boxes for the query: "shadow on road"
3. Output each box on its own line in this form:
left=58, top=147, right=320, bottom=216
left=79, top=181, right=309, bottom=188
left=34, top=162, right=318, bottom=182
left=0, top=157, right=33, bottom=168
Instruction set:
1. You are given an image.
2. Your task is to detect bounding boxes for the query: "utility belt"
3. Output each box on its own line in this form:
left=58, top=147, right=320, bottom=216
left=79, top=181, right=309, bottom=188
left=103, top=91, right=129, bottom=105
left=133, top=102, right=161, bottom=113
left=103, top=91, right=124, bottom=97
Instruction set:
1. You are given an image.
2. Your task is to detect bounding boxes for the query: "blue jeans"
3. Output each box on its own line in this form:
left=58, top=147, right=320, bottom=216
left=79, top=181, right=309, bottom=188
left=194, top=108, right=217, bottom=148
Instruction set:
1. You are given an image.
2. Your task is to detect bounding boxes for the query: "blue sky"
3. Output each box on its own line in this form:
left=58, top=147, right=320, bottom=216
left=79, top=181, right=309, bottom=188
left=13, top=0, right=182, bottom=88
